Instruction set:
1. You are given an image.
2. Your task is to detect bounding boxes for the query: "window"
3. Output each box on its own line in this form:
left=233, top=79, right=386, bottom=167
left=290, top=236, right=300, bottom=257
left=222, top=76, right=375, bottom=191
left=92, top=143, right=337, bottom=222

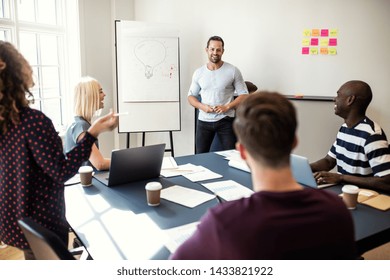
left=0, top=0, right=80, bottom=132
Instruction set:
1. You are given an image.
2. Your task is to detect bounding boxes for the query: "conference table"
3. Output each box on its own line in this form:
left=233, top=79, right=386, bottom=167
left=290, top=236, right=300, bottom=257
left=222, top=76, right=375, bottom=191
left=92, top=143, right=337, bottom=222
left=65, top=152, right=390, bottom=260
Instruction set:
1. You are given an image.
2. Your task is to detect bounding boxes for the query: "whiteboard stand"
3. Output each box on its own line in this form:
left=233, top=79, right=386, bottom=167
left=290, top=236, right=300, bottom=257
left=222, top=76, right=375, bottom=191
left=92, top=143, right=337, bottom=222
left=126, top=131, right=175, bottom=157
left=115, top=21, right=181, bottom=150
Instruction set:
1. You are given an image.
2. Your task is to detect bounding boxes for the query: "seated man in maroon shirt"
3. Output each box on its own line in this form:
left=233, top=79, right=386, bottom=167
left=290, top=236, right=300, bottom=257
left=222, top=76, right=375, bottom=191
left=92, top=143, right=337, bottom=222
left=170, top=92, right=356, bottom=260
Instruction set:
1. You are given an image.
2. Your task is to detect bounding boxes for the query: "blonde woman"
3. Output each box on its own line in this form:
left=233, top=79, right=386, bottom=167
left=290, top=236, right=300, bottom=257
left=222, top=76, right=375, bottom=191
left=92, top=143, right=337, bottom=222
left=65, top=77, right=111, bottom=170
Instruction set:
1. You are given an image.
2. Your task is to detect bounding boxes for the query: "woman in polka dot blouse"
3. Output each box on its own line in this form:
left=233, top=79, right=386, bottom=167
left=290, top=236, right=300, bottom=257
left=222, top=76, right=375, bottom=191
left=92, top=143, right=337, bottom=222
left=0, top=41, right=118, bottom=259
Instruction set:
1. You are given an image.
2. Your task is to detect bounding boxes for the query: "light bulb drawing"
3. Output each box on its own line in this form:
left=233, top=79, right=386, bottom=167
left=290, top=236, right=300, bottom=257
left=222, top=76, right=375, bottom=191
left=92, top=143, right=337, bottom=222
left=134, top=40, right=167, bottom=79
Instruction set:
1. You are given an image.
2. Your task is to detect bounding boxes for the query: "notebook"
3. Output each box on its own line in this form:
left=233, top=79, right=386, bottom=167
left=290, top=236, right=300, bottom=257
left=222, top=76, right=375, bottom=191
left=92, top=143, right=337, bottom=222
left=290, top=154, right=335, bottom=189
left=93, top=143, right=166, bottom=186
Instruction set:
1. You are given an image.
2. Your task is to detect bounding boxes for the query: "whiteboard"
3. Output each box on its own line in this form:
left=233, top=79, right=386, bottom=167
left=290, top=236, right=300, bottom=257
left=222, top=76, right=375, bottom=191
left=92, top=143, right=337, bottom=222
left=191, top=0, right=390, bottom=99
left=115, top=20, right=181, bottom=132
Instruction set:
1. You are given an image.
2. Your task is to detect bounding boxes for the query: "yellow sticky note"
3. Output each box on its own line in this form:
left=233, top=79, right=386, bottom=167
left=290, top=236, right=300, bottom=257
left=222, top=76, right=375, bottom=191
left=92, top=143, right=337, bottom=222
left=303, top=29, right=311, bottom=37
left=310, top=47, right=318, bottom=55
left=302, top=38, right=310, bottom=46
left=329, top=47, right=337, bottom=55
left=320, top=47, right=328, bottom=55
left=320, top=38, right=329, bottom=46
left=311, top=29, right=320, bottom=37
left=330, top=29, right=338, bottom=37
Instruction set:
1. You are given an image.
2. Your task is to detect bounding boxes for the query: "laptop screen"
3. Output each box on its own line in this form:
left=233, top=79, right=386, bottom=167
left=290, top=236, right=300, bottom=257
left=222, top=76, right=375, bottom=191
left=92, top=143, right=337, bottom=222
left=290, top=154, right=318, bottom=188
left=94, top=143, right=166, bottom=186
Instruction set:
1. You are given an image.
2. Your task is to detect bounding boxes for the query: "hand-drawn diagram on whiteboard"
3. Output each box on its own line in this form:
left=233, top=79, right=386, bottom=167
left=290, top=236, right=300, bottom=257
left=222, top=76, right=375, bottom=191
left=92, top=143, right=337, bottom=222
left=134, top=39, right=167, bottom=79
left=117, top=24, right=180, bottom=102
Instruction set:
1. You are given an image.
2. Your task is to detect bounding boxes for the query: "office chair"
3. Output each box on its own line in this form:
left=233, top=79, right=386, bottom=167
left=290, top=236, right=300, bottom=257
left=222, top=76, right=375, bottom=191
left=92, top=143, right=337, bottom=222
left=18, top=217, right=89, bottom=260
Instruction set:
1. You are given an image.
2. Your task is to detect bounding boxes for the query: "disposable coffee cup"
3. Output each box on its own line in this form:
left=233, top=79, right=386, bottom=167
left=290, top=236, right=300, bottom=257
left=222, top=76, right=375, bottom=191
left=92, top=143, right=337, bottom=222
left=145, top=182, right=162, bottom=206
left=78, top=166, right=93, bottom=187
left=342, top=185, right=360, bottom=210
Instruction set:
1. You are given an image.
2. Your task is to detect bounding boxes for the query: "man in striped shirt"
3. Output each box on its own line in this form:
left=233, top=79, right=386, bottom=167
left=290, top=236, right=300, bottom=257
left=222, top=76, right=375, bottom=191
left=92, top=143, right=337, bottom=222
left=311, top=80, right=390, bottom=192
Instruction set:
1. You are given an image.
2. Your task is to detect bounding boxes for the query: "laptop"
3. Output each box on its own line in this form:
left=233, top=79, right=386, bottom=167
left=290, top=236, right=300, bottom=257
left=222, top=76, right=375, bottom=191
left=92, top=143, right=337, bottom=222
left=94, top=143, right=166, bottom=186
left=290, top=154, right=335, bottom=189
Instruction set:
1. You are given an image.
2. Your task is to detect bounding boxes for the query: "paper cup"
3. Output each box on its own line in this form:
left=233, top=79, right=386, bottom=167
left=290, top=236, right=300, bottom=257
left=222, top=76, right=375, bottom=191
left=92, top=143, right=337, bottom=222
left=78, top=166, right=93, bottom=187
left=342, top=185, right=359, bottom=210
left=145, top=182, right=162, bottom=206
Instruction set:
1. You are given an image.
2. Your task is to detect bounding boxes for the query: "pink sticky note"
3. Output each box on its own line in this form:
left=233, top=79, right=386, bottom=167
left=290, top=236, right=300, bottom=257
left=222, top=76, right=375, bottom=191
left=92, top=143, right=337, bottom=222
left=321, top=29, right=329, bottom=37
left=329, top=38, right=338, bottom=46
left=302, top=47, right=310, bottom=55
left=311, top=38, right=319, bottom=46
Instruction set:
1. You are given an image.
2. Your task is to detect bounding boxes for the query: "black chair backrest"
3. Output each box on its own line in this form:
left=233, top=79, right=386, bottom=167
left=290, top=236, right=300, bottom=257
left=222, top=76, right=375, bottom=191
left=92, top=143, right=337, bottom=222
left=18, top=218, right=75, bottom=260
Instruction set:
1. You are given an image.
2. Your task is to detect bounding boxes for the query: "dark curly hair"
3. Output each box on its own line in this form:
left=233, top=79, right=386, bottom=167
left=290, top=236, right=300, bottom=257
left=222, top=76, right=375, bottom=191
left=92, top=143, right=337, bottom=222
left=0, top=41, right=34, bottom=134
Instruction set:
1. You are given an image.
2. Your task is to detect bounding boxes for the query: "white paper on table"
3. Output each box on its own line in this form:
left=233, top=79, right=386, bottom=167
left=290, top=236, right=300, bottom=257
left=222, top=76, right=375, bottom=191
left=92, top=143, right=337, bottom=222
left=160, top=185, right=216, bottom=208
left=182, top=166, right=223, bottom=182
left=164, top=222, right=199, bottom=253
left=161, top=156, right=178, bottom=170
left=202, top=180, right=254, bottom=201
left=65, top=173, right=80, bottom=186
left=214, top=149, right=239, bottom=159
left=160, top=163, right=199, bottom=178
left=228, top=159, right=250, bottom=173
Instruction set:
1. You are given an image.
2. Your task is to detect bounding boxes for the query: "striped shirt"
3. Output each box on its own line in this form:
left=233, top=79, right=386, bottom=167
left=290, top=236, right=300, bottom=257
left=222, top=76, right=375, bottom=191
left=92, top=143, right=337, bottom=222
left=328, top=117, right=390, bottom=177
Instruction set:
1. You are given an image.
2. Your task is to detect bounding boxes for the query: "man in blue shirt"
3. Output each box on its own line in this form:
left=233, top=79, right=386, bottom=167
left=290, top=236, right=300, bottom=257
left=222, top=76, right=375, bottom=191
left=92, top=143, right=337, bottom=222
left=188, top=36, right=248, bottom=153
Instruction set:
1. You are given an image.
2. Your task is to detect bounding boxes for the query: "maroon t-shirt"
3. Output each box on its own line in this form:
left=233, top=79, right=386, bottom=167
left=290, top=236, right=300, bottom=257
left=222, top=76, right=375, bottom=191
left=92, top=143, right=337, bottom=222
left=171, top=188, right=356, bottom=259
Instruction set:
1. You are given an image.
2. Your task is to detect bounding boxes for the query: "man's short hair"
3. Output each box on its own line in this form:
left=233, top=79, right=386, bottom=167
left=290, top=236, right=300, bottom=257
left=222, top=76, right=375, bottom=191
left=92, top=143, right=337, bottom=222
left=206, top=36, right=224, bottom=48
left=233, top=92, right=297, bottom=168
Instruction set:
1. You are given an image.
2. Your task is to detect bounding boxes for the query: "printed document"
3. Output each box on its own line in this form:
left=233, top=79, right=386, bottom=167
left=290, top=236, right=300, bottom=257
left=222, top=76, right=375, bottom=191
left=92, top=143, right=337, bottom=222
left=160, top=163, right=199, bottom=177
left=182, top=166, right=223, bottom=182
left=202, top=180, right=254, bottom=201
left=164, top=222, right=199, bottom=253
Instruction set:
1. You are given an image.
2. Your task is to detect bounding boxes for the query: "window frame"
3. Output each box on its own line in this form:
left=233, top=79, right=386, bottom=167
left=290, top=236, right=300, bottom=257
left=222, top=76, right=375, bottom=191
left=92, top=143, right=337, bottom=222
left=0, top=0, right=81, bottom=133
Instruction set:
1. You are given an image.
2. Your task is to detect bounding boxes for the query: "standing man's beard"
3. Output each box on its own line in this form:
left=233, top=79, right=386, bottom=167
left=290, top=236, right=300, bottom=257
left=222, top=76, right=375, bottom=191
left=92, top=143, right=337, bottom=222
left=210, top=55, right=221, bottom=64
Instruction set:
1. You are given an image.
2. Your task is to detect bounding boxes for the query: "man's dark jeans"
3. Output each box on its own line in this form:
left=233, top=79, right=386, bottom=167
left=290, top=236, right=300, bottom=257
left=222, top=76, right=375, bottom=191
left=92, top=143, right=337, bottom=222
left=195, top=117, right=236, bottom=154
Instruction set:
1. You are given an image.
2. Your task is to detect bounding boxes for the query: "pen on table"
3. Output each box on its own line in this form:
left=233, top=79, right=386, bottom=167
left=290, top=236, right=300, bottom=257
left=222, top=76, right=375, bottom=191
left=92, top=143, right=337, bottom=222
left=164, top=169, right=195, bottom=172
left=113, top=112, right=129, bottom=116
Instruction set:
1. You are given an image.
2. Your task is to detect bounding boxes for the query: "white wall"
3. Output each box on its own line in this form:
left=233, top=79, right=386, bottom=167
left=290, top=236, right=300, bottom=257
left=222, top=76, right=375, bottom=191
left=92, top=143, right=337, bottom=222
left=78, top=0, right=135, bottom=157
left=79, top=0, right=390, bottom=160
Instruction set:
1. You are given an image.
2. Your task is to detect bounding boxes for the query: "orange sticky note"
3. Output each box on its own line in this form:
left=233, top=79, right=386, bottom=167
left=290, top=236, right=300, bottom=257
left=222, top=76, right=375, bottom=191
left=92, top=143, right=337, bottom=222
left=311, top=29, right=320, bottom=37
left=320, top=47, right=328, bottom=55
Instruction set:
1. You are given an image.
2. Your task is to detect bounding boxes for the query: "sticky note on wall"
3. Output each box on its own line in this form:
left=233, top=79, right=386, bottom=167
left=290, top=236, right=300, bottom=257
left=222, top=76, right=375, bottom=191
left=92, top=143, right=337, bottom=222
left=311, top=29, right=320, bottom=37
left=310, top=48, right=318, bottom=55
left=321, top=29, right=329, bottom=37
left=329, top=47, right=337, bottom=55
left=303, top=29, right=311, bottom=37
left=302, top=38, right=310, bottom=46
left=330, top=29, right=338, bottom=37
left=329, top=38, right=338, bottom=46
left=302, top=47, right=310, bottom=55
